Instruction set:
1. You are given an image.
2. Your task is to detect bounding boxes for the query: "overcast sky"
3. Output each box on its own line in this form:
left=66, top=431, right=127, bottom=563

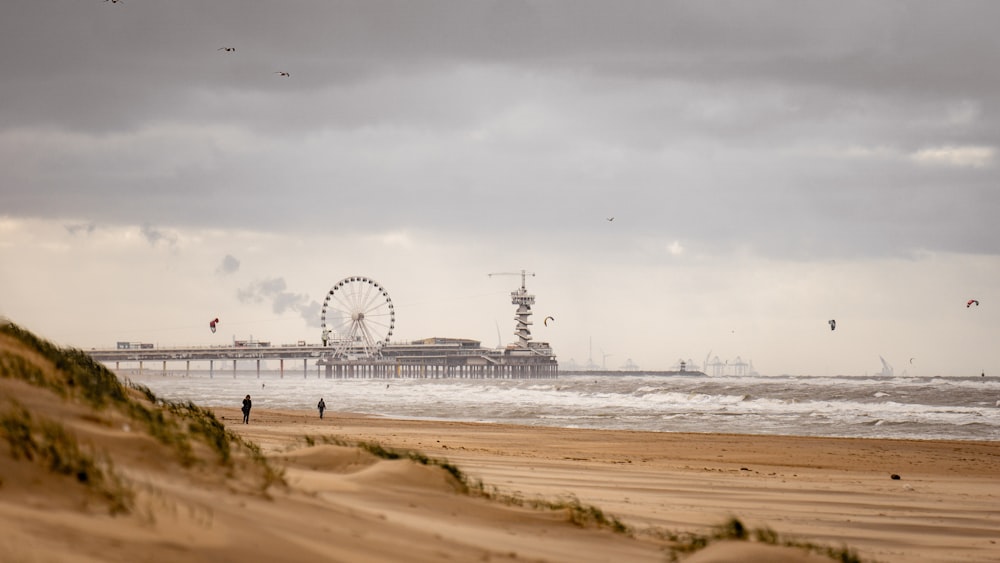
left=2, top=1, right=998, bottom=376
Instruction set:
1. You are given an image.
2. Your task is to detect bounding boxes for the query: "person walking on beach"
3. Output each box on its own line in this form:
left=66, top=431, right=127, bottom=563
left=317, top=398, right=326, bottom=419
left=242, top=394, right=252, bottom=424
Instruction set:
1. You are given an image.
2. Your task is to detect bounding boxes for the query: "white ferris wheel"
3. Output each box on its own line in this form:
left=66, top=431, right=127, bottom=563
left=320, top=276, right=395, bottom=358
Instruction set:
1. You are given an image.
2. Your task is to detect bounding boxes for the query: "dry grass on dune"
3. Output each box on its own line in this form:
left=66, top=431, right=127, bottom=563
left=0, top=320, right=866, bottom=563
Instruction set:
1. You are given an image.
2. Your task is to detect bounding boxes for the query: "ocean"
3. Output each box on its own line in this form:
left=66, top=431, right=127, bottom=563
left=119, top=371, right=1000, bottom=442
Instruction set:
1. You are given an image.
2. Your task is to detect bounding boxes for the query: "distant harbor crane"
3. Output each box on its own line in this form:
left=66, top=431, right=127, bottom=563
left=621, top=358, right=640, bottom=371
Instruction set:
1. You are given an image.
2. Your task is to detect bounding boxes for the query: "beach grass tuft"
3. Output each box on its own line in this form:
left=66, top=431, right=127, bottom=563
left=0, top=321, right=286, bottom=496
left=0, top=322, right=127, bottom=408
left=654, top=516, right=867, bottom=562
left=0, top=401, right=133, bottom=514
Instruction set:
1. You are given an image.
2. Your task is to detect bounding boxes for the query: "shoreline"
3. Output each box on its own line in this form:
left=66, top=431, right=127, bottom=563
left=224, top=407, right=1000, bottom=563
left=118, top=370, right=1000, bottom=442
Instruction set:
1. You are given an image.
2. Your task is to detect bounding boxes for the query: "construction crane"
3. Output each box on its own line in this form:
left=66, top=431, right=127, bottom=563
left=488, top=270, right=536, bottom=348
left=488, top=270, right=535, bottom=291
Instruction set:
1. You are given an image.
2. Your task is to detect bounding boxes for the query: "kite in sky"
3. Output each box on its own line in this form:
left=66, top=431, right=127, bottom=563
left=828, top=319, right=836, bottom=331
left=967, top=299, right=979, bottom=308
left=543, top=316, right=554, bottom=327
left=209, top=318, right=219, bottom=333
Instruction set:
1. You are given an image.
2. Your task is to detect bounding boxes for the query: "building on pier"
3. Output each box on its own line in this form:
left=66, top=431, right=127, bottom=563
left=317, top=336, right=558, bottom=379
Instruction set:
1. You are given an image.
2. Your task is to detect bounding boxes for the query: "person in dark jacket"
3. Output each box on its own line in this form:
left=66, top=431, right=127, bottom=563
left=317, top=398, right=326, bottom=419
left=242, top=394, right=252, bottom=424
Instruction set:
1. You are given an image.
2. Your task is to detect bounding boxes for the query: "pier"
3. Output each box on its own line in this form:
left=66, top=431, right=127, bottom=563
left=89, top=339, right=558, bottom=380
left=90, top=272, right=559, bottom=380
left=89, top=344, right=323, bottom=379
left=318, top=338, right=558, bottom=379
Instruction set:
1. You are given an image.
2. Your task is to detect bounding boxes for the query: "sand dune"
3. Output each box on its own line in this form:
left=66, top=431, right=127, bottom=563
left=3, top=324, right=1000, bottom=562
left=224, top=408, right=1000, bottom=563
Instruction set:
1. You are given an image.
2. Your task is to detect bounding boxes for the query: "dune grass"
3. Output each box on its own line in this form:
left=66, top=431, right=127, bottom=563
left=652, top=516, right=865, bottom=563
left=0, top=322, right=128, bottom=408
left=0, top=321, right=286, bottom=507
left=0, top=401, right=133, bottom=514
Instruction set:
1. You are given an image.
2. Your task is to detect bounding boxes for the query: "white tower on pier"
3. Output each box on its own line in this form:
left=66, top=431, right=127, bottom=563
left=488, top=270, right=536, bottom=349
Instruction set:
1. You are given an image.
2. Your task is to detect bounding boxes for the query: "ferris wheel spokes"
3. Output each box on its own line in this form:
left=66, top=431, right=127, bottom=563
left=320, top=276, right=395, bottom=359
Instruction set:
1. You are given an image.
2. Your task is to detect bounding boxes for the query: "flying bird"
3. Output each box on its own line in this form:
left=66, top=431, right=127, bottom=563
left=104, top=0, right=123, bottom=4
left=606, top=217, right=615, bottom=222
left=828, top=319, right=836, bottom=331
left=218, top=47, right=236, bottom=52
left=275, top=71, right=290, bottom=77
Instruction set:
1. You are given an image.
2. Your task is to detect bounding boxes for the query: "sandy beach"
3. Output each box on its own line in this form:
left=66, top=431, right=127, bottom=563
left=214, top=407, right=1000, bottom=563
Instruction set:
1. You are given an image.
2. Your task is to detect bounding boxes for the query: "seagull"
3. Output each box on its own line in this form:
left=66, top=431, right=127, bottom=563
left=606, top=217, right=615, bottom=222
left=218, top=47, right=236, bottom=52
left=275, top=71, right=290, bottom=77
left=104, top=0, right=123, bottom=4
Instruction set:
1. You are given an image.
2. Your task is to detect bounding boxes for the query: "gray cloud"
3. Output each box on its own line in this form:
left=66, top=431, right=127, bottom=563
left=64, top=222, right=96, bottom=236
left=140, top=224, right=177, bottom=247
left=216, top=254, right=240, bottom=275
left=1, top=1, right=998, bottom=262
left=237, top=277, right=321, bottom=327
